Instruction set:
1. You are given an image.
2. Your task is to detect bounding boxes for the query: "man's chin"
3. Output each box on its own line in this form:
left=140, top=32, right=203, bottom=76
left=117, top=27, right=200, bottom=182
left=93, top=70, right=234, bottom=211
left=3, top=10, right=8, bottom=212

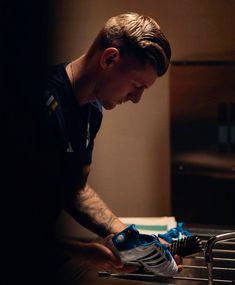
left=102, top=102, right=116, bottom=110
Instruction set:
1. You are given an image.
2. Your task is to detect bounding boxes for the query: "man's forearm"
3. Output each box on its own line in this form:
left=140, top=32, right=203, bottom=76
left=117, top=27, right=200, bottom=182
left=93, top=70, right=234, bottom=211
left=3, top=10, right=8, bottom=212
left=65, top=184, right=126, bottom=237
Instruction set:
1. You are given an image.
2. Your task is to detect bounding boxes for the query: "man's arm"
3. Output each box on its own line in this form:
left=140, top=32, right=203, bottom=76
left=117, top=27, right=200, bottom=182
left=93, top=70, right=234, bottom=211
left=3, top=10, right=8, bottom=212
left=58, top=164, right=138, bottom=273
left=62, top=165, right=183, bottom=273
left=64, top=164, right=126, bottom=237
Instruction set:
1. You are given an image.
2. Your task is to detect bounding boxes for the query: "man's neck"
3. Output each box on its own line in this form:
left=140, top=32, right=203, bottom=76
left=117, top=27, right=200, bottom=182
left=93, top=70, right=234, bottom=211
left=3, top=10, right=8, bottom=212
left=66, top=54, right=97, bottom=106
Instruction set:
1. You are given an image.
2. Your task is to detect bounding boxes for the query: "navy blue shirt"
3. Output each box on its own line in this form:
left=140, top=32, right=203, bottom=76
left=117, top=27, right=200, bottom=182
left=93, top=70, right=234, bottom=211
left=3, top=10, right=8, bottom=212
left=44, top=63, right=103, bottom=203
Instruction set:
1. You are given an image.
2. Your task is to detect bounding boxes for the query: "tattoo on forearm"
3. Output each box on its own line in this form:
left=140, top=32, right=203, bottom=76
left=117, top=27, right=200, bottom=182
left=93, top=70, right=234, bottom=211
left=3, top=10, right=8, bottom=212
left=67, top=185, right=118, bottom=237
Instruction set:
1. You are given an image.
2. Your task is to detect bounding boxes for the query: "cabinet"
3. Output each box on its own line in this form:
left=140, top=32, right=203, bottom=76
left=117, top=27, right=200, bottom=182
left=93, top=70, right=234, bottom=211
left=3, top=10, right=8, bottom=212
left=170, top=61, right=235, bottom=225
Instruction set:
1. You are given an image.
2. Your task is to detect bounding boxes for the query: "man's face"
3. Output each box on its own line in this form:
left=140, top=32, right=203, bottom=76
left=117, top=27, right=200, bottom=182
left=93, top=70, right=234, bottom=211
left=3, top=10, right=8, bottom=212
left=94, top=56, right=158, bottom=110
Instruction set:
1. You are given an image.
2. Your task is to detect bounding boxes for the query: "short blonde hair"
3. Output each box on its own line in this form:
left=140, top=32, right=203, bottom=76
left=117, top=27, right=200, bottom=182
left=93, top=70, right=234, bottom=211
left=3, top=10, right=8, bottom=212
left=88, top=12, right=171, bottom=76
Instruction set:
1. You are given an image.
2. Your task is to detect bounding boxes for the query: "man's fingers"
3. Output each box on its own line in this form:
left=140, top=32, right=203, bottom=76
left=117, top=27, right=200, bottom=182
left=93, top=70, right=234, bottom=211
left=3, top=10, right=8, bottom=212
left=177, top=264, right=183, bottom=272
left=158, top=237, right=170, bottom=246
left=110, top=264, right=139, bottom=273
left=103, top=234, right=114, bottom=245
left=174, top=254, right=183, bottom=272
left=174, top=254, right=183, bottom=265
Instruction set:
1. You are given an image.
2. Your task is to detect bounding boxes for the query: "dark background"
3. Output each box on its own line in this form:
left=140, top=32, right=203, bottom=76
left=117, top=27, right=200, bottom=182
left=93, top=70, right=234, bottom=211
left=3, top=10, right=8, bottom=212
left=2, top=1, right=57, bottom=284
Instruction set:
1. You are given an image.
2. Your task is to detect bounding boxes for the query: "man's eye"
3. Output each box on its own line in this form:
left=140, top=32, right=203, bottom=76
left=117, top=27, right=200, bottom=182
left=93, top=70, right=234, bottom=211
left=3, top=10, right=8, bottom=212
left=135, top=85, right=144, bottom=91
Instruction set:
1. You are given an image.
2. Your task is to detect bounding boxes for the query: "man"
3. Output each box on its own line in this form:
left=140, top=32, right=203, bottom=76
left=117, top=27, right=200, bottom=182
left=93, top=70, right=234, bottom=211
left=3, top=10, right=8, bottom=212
left=40, top=12, right=181, bottom=283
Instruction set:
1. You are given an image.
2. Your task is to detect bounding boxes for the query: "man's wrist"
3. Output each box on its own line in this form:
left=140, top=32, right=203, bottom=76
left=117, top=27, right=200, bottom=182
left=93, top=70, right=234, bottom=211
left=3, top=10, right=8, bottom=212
left=108, top=219, right=126, bottom=235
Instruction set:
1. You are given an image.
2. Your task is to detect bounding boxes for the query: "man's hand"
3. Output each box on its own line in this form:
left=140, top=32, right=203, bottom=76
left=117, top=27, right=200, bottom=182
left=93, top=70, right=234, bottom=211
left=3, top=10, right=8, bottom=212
left=82, top=241, right=138, bottom=273
left=61, top=236, right=138, bottom=274
left=174, top=254, right=183, bottom=272
left=158, top=237, right=183, bottom=272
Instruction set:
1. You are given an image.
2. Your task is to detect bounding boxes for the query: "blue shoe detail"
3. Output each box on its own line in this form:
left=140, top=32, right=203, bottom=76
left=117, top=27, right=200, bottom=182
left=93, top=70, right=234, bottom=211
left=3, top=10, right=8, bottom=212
left=112, top=224, right=141, bottom=251
left=112, top=224, right=172, bottom=259
left=158, top=222, right=191, bottom=243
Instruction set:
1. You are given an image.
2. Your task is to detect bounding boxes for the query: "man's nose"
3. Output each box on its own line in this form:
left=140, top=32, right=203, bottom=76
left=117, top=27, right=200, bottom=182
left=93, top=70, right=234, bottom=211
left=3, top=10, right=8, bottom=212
left=131, top=88, right=144, bottom=104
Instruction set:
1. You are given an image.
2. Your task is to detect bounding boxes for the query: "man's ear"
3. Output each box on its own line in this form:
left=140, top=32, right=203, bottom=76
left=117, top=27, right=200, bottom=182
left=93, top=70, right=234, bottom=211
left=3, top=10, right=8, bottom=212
left=100, top=47, right=120, bottom=69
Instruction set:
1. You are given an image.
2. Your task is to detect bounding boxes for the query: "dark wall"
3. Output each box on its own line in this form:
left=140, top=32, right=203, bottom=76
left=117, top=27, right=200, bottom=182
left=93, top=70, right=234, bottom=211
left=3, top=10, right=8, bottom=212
left=2, top=1, right=57, bottom=284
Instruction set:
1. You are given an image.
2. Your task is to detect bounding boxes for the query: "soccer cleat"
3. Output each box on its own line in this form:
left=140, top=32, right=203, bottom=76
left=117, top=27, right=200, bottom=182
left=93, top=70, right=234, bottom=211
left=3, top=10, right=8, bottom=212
left=158, top=223, right=203, bottom=257
left=109, top=224, right=178, bottom=277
